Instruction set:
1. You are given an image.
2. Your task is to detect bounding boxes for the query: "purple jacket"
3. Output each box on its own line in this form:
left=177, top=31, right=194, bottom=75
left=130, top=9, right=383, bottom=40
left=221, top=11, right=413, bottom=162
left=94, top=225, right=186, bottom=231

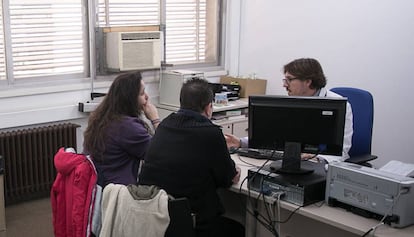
left=93, top=116, right=151, bottom=187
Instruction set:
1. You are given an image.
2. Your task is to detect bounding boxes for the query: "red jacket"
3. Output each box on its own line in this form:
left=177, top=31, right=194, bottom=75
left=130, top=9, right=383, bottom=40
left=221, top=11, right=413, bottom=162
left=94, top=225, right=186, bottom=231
left=51, top=147, right=97, bottom=237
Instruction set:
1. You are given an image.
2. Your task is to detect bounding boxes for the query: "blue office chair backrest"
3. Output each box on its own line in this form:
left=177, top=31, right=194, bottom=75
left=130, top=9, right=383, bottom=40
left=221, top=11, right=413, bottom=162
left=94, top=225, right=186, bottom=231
left=330, top=87, right=374, bottom=158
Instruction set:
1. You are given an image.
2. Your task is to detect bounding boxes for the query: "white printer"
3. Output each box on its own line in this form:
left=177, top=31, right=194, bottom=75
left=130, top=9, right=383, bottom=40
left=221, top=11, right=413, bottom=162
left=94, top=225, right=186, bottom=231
left=325, top=162, right=414, bottom=228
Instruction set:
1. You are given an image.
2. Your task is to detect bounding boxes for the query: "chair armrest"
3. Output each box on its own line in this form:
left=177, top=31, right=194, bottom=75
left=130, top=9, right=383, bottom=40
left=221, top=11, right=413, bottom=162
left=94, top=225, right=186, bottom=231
left=345, top=154, right=378, bottom=164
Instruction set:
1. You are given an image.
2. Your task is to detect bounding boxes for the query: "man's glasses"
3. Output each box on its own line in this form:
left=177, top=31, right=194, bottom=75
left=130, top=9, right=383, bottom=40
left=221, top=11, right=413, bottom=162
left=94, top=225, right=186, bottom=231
left=282, top=77, right=299, bottom=84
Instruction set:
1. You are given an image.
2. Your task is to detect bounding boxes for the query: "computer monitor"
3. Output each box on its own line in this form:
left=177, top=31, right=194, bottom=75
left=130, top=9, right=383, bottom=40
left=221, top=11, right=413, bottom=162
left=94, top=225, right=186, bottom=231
left=248, top=95, right=347, bottom=174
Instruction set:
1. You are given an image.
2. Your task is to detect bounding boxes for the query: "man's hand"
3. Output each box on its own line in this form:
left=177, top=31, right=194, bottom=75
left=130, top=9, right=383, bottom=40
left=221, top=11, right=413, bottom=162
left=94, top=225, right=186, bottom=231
left=232, top=165, right=241, bottom=184
left=224, top=133, right=241, bottom=149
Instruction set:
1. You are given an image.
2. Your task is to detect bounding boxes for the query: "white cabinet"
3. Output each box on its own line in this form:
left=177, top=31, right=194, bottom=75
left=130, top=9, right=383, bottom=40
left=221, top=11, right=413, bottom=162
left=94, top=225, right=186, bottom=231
left=215, top=119, right=248, bottom=137
left=220, top=124, right=233, bottom=134
left=232, top=120, right=248, bottom=137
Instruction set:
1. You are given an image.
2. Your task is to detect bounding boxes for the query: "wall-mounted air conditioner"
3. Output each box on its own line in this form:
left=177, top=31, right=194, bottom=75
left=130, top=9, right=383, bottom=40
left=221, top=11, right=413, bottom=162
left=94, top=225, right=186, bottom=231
left=105, top=31, right=162, bottom=71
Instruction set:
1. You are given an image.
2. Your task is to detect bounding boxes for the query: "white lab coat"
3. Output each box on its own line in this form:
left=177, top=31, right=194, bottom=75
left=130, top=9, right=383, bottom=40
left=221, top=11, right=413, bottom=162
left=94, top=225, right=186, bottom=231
left=316, top=87, right=353, bottom=163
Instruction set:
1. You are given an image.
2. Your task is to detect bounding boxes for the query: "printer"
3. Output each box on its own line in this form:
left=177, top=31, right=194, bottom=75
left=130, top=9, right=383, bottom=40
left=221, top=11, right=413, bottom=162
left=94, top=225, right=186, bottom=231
left=159, top=70, right=204, bottom=107
left=325, top=162, right=414, bottom=228
left=209, top=83, right=241, bottom=100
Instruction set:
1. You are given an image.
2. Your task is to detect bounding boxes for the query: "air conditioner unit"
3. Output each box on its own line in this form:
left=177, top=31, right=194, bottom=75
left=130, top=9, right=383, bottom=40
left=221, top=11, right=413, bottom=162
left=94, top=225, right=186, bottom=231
left=105, top=31, right=162, bottom=71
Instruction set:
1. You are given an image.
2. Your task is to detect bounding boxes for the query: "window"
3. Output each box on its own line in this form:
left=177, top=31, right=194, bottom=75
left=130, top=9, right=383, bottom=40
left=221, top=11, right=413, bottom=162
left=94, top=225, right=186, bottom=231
left=165, top=0, right=218, bottom=65
left=2, top=0, right=85, bottom=84
left=0, top=0, right=223, bottom=86
left=98, top=0, right=220, bottom=67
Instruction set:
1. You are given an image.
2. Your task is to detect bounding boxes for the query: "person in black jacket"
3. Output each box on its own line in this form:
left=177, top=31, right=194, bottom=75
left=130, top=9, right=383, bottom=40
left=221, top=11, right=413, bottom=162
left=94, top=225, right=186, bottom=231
left=139, top=78, right=244, bottom=237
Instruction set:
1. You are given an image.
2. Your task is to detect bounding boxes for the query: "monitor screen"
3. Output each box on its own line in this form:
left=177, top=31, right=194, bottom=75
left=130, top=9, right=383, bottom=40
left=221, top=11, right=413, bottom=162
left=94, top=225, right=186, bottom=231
left=248, top=95, right=347, bottom=173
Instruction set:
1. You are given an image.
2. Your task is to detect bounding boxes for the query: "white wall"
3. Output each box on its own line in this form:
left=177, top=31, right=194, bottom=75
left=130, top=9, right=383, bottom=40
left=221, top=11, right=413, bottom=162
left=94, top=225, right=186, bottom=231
left=227, top=0, right=414, bottom=167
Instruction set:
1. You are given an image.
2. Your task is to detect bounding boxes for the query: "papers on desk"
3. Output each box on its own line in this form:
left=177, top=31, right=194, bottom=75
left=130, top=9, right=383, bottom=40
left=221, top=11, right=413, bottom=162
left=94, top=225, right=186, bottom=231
left=379, top=160, right=414, bottom=177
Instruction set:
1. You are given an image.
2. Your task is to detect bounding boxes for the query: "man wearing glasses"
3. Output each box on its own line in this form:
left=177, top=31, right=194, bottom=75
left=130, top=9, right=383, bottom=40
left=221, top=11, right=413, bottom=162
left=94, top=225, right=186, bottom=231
left=225, top=58, right=353, bottom=163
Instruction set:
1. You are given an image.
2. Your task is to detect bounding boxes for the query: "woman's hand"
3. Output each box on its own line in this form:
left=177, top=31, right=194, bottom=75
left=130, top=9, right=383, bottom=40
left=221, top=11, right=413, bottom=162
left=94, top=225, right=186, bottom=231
left=143, top=101, right=160, bottom=128
left=143, top=101, right=159, bottom=121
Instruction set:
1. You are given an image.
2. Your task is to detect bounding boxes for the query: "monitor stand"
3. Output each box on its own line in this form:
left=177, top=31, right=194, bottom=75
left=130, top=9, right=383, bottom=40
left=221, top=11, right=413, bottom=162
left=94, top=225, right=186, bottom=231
left=271, top=142, right=314, bottom=175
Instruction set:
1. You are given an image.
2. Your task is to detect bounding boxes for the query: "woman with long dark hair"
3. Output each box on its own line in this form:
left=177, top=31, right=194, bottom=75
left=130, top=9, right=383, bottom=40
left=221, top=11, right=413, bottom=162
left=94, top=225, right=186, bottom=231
left=83, top=71, right=160, bottom=187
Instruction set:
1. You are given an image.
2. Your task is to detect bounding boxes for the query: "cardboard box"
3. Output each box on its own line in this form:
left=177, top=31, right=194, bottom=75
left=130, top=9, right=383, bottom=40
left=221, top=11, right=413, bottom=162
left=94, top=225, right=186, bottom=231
left=220, top=76, right=267, bottom=98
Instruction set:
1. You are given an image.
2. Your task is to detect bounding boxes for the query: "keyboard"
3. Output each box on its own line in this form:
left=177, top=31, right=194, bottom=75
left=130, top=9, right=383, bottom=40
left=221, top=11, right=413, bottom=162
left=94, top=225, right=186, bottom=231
left=233, top=148, right=284, bottom=160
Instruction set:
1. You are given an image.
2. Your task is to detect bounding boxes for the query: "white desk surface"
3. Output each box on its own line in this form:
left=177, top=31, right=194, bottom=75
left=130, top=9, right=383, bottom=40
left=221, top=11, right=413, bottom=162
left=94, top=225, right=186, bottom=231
left=230, top=154, right=414, bottom=237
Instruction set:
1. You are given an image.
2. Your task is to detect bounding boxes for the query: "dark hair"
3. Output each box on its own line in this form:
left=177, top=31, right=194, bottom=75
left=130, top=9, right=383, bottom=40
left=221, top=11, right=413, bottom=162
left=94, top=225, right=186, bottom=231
left=83, top=71, right=143, bottom=158
left=180, top=78, right=213, bottom=112
left=283, top=58, right=327, bottom=89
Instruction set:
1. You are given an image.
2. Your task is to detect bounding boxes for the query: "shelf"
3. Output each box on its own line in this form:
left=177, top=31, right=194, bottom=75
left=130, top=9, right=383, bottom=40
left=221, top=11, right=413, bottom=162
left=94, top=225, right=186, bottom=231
left=212, top=98, right=248, bottom=112
left=156, top=98, right=248, bottom=113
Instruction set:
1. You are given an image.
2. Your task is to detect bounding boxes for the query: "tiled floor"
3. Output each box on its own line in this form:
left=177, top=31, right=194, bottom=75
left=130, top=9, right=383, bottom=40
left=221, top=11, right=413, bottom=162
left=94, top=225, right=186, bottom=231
left=5, top=198, right=54, bottom=237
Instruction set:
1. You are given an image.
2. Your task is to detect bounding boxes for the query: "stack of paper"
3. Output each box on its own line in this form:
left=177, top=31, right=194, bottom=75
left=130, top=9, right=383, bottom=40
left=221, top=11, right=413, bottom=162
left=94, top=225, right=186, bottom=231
left=379, top=160, right=414, bottom=177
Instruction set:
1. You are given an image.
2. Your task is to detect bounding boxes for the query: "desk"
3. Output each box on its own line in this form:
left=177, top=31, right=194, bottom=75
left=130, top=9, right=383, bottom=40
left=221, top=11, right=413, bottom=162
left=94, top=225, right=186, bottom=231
left=220, top=155, right=414, bottom=237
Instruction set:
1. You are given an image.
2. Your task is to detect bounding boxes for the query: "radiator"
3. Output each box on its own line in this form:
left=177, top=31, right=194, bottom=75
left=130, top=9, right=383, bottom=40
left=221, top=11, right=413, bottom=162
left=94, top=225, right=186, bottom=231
left=0, top=123, right=80, bottom=205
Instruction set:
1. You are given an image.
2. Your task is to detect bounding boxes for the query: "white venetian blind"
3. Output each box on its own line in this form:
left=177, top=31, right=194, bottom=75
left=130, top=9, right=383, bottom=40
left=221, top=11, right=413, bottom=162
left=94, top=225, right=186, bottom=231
left=166, top=0, right=204, bottom=64
left=0, top=2, right=7, bottom=81
left=97, top=0, right=160, bottom=27
left=9, top=0, right=84, bottom=79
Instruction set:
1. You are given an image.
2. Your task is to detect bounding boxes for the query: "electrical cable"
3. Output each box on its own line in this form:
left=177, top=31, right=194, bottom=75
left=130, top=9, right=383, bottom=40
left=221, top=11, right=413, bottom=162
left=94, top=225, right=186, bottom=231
left=275, top=192, right=283, bottom=236
left=264, top=191, right=285, bottom=237
left=233, top=151, right=274, bottom=235
left=248, top=167, right=275, bottom=232
left=273, top=205, right=303, bottom=224
left=237, top=169, right=279, bottom=235
left=361, top=189, right=404, bottom=237
left=241, top=152, right=282, bottom=237
left=236, top=153, right=262, bottom=167
left=234, top=149, right=304, bottom=236
left=313, top=200, right=325, bottom=207
left=260, top=173, right=279, bottom=236
left=238, top=171, right=277, bottom=230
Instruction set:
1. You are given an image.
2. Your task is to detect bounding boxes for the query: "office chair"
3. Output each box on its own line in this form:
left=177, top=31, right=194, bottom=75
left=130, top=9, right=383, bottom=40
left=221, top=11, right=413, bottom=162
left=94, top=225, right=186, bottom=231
left=165, top=197, right=195, bottom=237
left=330, top=87, right=378, bottom=166
left=100, top=184, right=195, bottom=237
